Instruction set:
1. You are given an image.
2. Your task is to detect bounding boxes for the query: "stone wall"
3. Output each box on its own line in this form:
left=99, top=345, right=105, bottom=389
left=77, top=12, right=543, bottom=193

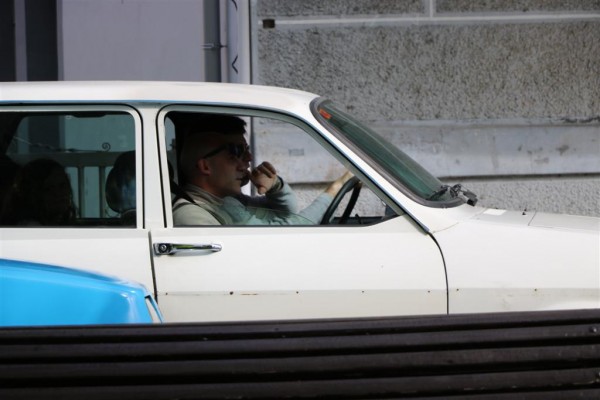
left=252, top=0, right=600, bottom=217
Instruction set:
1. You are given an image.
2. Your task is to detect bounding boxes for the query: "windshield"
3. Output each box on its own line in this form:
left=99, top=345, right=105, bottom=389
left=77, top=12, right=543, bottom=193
left=313, top=100, right=462, bottom=206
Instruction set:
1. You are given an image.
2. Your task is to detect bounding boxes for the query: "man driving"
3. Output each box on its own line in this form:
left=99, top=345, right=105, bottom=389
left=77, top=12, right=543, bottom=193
left=173, top=114, right=351, bottom=226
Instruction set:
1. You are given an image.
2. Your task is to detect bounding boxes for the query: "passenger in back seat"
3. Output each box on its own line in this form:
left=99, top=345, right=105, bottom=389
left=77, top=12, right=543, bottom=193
left=0, top=158, right=76, bottom=226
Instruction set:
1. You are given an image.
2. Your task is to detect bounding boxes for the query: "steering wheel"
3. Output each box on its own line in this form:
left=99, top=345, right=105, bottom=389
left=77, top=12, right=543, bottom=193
left=320, top=176, right=362, bottom=225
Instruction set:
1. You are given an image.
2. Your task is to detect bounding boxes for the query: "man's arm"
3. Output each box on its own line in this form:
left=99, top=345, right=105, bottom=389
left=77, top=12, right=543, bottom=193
left=241, top=162, right=299, bottom=213
left=238, top=170, right=354, bottom=225
left=294, top=171, right=354, bottom=223
left=323, top=171, right=354, bottom=197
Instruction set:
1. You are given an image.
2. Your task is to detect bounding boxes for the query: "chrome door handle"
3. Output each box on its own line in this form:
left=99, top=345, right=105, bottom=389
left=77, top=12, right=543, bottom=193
left=153, top=242, right=222, bottom=255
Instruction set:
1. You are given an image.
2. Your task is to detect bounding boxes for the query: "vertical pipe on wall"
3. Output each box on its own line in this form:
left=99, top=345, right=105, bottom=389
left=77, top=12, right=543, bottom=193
left=226, top=0, right=251, bottom=84
left=203, top=0, right=222, bottom=82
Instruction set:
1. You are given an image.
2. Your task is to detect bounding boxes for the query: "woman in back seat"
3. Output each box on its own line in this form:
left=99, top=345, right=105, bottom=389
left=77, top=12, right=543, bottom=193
left=0, top=158, right=76, bottom=226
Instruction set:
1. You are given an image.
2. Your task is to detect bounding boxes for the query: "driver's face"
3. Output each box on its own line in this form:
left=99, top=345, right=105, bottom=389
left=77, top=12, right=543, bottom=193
left=205, top=134, right=252, bottom=197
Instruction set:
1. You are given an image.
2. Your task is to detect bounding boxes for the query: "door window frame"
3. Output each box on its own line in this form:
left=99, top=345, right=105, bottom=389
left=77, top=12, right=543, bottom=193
left=156, top=105, right=405, bottom=228
left=0, top=104, right=144, bottom=228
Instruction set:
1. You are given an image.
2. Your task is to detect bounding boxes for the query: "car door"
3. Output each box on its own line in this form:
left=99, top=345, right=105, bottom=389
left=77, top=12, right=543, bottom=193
left=0, top=105, right=154, bottom=291
left=150, top=106, right=447, bottom=322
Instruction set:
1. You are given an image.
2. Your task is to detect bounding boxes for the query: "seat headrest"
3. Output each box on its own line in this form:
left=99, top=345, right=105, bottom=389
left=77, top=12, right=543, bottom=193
left=106, top=151, right=136, bottom=213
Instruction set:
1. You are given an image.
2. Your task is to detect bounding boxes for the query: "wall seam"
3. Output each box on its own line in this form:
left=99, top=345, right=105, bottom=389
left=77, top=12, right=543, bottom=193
left=271, top=13, right=600, bottom=28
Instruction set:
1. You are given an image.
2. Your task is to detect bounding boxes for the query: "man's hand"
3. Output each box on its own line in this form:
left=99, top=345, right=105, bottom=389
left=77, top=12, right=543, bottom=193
left=325, top=171, right=354, bottom=197
left=250, top=161, right=279, bottom=195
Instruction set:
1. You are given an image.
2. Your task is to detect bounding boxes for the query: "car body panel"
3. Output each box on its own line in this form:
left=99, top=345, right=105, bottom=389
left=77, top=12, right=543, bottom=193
left=436, top=209, right=600, bottom=313
left=0, top=228, right=156, bottom=296
left=152, top=216, right=447, bottom=322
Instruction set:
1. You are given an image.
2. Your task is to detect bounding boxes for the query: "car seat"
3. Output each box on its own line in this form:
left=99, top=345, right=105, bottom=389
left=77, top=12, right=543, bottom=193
left=105, top=151, right=136, bottom=225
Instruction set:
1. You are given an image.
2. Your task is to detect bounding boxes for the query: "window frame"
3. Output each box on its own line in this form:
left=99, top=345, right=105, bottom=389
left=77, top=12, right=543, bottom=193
left=157, top=104, right=404, bottom=228
left=0, top=104, right=144, bottom=228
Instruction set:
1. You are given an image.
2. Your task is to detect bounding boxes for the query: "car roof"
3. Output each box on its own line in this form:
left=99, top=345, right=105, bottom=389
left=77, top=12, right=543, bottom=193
left=0, top=81, right=320, bottom=111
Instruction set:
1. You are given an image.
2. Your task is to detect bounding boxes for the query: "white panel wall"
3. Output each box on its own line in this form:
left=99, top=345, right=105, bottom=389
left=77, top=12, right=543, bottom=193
left=58, top=0, right=205, bottom=81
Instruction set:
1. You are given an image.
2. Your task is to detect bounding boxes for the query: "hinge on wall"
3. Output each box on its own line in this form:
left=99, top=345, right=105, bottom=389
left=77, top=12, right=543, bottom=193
left=202, top=43, right=226, bottom=50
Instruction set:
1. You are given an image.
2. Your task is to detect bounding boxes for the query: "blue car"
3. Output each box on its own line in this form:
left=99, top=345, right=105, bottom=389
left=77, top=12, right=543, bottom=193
left=0, top=259, right=162, bottom=326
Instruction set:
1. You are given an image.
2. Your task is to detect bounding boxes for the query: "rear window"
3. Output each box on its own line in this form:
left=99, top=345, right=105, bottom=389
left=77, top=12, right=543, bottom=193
left=0, top=109, right=137, bottom=227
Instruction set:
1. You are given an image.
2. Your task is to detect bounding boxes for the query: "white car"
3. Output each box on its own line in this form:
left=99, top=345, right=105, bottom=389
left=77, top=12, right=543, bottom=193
left=0, top=81, right=598, bottom=322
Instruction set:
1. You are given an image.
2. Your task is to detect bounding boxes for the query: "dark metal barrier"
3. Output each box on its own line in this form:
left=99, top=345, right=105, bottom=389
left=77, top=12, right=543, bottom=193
left=1, top=309, right=600, bottom=399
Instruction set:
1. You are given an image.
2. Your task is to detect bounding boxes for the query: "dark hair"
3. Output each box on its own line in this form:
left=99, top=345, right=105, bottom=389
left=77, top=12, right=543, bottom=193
left=175, top=114, right=247, bottom=182
left=0, top=158, right=76, bottom=226
left=191, top=115, right=246, bottom=136
left=170, top=112, right=246, bottom=136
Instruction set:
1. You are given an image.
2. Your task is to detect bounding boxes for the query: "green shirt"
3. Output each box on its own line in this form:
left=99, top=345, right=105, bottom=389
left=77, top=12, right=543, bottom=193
left=173, top=180, right=332, bottom=226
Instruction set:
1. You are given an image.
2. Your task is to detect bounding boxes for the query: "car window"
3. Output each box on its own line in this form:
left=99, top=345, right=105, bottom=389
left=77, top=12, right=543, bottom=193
left=0, top=108, right=138, bottom=227
left=164, top=110, right=397, bottom=227
left=314, top=100, right=463, bottom=207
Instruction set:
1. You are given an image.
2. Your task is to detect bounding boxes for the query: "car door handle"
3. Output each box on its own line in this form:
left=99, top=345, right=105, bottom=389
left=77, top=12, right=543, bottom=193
left=153, top=243, right=222, bottom=255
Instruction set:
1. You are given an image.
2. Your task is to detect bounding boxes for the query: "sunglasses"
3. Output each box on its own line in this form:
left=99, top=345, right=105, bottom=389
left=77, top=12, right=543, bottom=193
left=201, top=143, right=250, bottom=159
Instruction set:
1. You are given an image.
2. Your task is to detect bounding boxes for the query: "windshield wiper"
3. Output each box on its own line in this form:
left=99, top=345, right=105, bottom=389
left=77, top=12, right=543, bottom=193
left=427, top=185, right=451, bottom=201
left=428, top=184, right=478, bottom=206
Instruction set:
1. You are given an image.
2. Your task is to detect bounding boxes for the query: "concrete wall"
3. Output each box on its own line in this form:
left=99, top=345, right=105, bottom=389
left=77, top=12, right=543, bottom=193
left=252, top=0, right=600, bottom=217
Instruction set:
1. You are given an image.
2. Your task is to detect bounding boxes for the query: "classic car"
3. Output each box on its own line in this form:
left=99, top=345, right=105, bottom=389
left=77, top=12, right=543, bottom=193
left=0, top=81, right=598, bottom=322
